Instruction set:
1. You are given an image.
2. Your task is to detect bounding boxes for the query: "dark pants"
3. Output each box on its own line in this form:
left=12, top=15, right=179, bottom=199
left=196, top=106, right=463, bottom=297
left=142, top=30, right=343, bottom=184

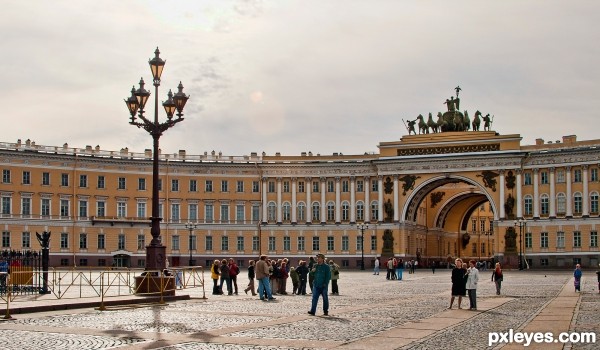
left=213, top=279, right=222, bottom=294
left=310, top=285, right=329, bottom=314
left=331, top=280, right=338, bottom=294
left=220, top=276, right=232, bottom=295
left=231, top=275, right=238, bottom=294
left=299, top=278, right=307, bottom=295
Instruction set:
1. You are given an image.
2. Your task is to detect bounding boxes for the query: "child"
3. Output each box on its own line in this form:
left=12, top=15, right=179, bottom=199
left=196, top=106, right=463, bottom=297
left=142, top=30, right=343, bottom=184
left=574, top=264, right=582, bottom=292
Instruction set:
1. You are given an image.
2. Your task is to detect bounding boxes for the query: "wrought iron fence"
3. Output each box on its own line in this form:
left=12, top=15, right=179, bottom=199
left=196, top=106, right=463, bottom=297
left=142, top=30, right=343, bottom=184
left=0, top=250, right=42, bottom=295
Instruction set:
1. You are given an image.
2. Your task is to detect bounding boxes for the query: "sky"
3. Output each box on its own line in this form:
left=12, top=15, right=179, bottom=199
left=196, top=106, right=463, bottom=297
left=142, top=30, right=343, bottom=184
left=2, top=0, right=599, bottom=157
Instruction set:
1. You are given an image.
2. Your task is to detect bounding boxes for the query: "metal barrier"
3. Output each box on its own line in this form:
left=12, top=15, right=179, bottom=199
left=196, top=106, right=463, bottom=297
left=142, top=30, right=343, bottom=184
left=1, top=266, right=205, bottom=318
left=0, top=250, right=42, bottom=295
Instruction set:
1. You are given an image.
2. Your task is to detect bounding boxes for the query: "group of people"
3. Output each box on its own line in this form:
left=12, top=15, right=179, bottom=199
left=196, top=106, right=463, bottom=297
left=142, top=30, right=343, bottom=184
left=449, top=258, right=504, bottom=311
left=210, top=254, right=340, bottom=316
left=373, top=257, right=419, bottom=281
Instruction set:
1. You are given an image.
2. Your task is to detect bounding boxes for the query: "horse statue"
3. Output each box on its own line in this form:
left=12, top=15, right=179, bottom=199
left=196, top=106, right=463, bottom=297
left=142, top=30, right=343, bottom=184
left=462, top=110, right=470, bottom=131
left=472, top=110, right=481, bottom=131
left=483, top=113, right=492, bottom=131
left=452, top=112, right=464, bottom=131
left=416, top=114, right=429, bottom=134
left=427, top=112, right=438, bottom=133
left=436, top=112, right=446, bottom=131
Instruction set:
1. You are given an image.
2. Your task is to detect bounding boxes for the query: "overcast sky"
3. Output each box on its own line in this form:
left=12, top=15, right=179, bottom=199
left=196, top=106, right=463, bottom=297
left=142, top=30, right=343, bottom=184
left=2, top=0, right=599, bottom=157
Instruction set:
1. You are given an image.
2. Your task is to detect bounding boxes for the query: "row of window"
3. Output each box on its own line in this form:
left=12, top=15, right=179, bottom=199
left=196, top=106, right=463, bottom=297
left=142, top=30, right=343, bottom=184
left=0, top=170, right=261, bottom=193
left=522, top=192, right=600, bottom=215
left=523, top=167, right=599, bottom=185
left=524, top=231, right=598, bottom=249
left=1, top=231, right=378, bottom=253
left=4, top=167, right=599, bottom=189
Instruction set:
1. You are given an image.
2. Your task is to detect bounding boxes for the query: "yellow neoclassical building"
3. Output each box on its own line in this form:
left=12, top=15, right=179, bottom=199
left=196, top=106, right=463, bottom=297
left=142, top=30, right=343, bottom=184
left=0, top=130, right=599, bottom=269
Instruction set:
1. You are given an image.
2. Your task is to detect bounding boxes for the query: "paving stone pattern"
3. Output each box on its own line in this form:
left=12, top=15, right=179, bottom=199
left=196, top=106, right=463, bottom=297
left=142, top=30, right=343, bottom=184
left=0, top=269, right=596, bottom=349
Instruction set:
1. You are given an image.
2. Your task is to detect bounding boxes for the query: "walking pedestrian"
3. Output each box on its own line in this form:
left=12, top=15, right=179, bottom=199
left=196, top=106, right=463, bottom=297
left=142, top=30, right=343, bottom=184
left=466, top=260, right=479, bottom=310
left=308, top=254, right=331, bottom=316
left=448, top=258, right=467, bottom=309
left=256, top=255, right=275, bottom=301
left=574, top=264, right=582, bottom=292
left=491, top=262, right=503, bottom=295
left=596, top=267, right=600, bottom=294
left=244, top=260, right=257, bottom=296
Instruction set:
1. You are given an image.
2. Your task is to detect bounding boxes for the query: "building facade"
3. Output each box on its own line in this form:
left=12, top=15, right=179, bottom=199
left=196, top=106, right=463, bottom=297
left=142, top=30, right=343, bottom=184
left=1, top=131, right=599, bottom=269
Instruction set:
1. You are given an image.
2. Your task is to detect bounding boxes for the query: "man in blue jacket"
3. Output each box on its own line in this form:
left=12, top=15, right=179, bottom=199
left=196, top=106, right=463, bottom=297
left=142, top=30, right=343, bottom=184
left=308, top=253, right=331, bottom=316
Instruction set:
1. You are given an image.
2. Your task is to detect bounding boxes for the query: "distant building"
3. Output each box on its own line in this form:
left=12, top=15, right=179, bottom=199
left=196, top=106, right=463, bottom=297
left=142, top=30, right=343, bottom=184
left=0, top=131, right=598, bottom=268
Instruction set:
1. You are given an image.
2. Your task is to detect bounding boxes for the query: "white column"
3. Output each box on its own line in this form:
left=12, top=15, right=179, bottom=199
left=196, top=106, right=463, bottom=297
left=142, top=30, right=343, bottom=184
left=393, top=175, right=399, bottom=222
left=549, top=167, right=556, bottom=218
left=516, top=169, right=523, bottom=218
left=291, top=177, right=297, bottom=224
left=499, top=170, right=505, bottom=219
left=306, top=177, right=312, bottom=223
left=582, top=165, right=589, bottom=217
left=335, top=177, right=341, bottom=224
left=276, top=177, right=282, bottom=224
left=533, top=169, right=540, bottom=219
left=262, top=177, right=268, bottom=223
left=350, top=176, right=356, bottom=224
left=378, top=175, right=384, bottom=222
left=321, top=177, right=326, bottom=224
left=364, top=176, right=370, bottom=223
left=566, top=166, right=573, bottom=218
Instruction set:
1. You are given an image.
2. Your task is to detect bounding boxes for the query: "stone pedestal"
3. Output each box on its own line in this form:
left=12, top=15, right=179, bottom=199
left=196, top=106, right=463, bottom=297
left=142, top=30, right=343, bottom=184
left=135, top=275, right=175, bottom=296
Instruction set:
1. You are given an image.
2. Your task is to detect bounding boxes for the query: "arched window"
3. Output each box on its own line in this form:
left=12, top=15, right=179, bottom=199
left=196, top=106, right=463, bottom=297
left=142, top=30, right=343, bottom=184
left=540, top=194, right=549, bottom=215
left=524, top=195, right=533, bottom=216
left=356, top=201, right=364, bottom=222
left=590, top=191, right=599, bottom=214
left=371, top=200, right=379, bottom=221
left=282, top=202, right=291, bottom=222
left=573, top=192, right=582, bottom=215
left=267, top=202, right=276, bottom=222
left=297, top=202, right=306, bottom=222
left=312, top=202, right=320, bottom=222
left=327, top=201, right=335, bottom=222
left=556, top=193, right=566, bottom=215
left=341, top=201, right=350, bottom=222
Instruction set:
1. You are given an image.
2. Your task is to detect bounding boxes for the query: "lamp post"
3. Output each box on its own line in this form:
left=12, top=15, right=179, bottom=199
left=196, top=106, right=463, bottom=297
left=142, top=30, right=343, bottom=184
left=125, top=47, right=189, bottom=272
left=185, top=222, right=197, bottom=266
left=357, top=223, right=368, bottom=270
left=514, top=219, right=526, bottom=270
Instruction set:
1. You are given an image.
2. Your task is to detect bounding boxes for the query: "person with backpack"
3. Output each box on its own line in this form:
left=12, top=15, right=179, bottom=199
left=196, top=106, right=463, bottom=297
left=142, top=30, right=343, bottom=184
left=491, top=262, right=503, bottom=295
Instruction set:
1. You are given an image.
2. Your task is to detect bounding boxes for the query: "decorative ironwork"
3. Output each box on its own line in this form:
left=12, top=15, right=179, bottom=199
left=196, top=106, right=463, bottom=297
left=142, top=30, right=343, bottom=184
left=397, top=143, right=500, bottom=156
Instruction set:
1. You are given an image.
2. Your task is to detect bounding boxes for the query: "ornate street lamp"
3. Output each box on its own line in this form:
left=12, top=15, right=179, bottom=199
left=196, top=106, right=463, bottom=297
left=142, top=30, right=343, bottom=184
left=125, top=47, right=189, bottom=272
left=185, top=222, right=197, bottom=266
left=357, top=223, right=368, bottom=270
left=514, top=219, right=527, bottom=270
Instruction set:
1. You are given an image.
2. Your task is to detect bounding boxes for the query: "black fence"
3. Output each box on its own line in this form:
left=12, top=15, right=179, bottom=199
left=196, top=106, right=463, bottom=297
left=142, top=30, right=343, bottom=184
left=0, top=249, right=42, bottom=295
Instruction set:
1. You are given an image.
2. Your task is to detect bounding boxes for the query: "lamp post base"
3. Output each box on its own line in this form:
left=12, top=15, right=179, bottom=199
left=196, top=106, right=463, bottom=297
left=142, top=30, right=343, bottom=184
left=145, top=245, right=167, bottom=271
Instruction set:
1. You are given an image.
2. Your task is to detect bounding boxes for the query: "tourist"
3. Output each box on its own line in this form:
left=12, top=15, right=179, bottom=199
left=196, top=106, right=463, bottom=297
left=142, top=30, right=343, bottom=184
left=448, top=258, right=467, bottom=309
left=396, top=258, right=404, bottom=281
left=228, top=258, right=240, bottom=295
left=290, top=266, right=299, bottom=295
left=278, top=260, right=289, bottom=294
left=491, top=262, right=503, bottom=295
left=308, top=256, right=316, bottom=291
left=329, top=259, right=340, bottom=295
left=373, top=256, right=380, bottom=275
left=211, top=260, right=222, bottom=295
left=256, top=255, right=275, bottom=301
left=220, top=259, right=232, bottom=295
left=296, top=260, right=309, bottom=295
left=244, top=259, right=257, bottom=296
left=308, top=254, right=331, bottom=316
left=466, top=260, right=479, bottom=310
left=574, top=264, right=582, bottom=292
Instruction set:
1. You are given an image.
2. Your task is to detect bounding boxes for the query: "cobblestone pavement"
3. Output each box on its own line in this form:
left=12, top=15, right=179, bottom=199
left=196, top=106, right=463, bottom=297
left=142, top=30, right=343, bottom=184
left=0, top=269, right=597, bottom=349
